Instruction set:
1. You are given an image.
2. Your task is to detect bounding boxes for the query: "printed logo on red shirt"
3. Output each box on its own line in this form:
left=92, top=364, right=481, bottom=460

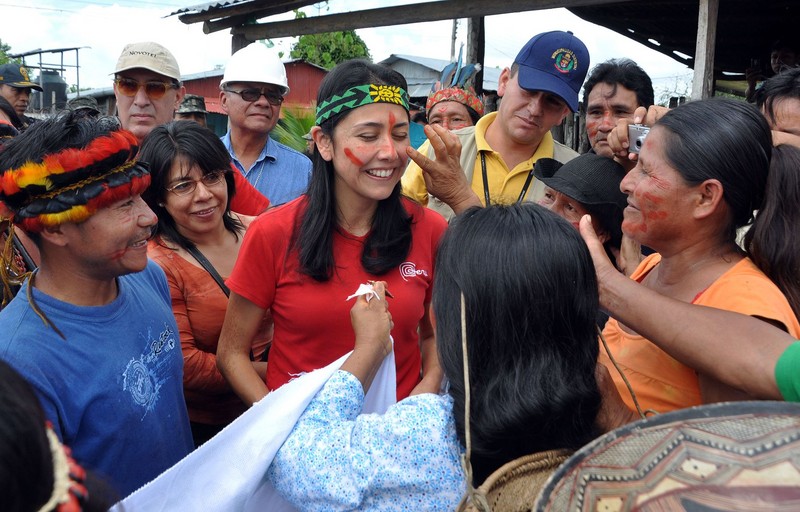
left=400, top=262, right=429, bottom=282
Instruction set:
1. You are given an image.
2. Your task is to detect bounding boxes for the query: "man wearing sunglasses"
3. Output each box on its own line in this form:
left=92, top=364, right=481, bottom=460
left=219, top=43, right=312, bottom=206
left=113, top=42, right=270, bottom=216
left=113, top=41, right=186, bottom=143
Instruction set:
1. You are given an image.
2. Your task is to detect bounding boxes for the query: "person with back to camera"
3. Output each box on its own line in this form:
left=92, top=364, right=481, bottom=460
left=139, top=121, right=272, bottom=447
left=216, top=59, right=448, bottom=406
left=598, top=98, right=800, bottom=416
left=266, top=202, right=602, bottom=511
left=0, top=359, right=118, bottom=512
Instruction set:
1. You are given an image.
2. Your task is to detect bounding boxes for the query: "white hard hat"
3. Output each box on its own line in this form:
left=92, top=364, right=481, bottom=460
left=220, top=43, right=289, bottom=95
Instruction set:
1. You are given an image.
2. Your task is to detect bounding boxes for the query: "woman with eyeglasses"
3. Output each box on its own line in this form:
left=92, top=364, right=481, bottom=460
left=216, top=59, right=448, bottom=407
left=139, top=121, right=272, bottom=448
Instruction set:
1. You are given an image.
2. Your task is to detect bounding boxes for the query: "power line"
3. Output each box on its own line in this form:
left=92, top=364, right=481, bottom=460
left=1, top=3, right=78, bottom=13
left=55, top=0, right=187, bottom=7
left=1, top=0, right=185, bottom=12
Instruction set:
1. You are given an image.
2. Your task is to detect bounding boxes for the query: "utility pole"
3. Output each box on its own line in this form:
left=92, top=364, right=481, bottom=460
left=450, top=19, right=458, bottom=61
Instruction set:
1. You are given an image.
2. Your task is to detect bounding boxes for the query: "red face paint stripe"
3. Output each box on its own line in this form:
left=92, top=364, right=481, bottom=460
left=344, top=148, right=364, bottom=166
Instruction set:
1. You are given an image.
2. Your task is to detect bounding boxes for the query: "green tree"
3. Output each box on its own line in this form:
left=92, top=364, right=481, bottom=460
left=0, top=39, right=19, bottom=65
left=289, top=11, right=371, bottom=69
left=272, top=107, right=316, bottom=154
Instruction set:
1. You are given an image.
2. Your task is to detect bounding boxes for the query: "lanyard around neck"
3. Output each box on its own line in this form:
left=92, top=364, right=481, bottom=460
left=480, top=153, right=536, bottom=206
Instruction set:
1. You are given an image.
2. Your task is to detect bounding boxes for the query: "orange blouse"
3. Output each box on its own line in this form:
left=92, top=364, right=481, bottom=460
left=148, top=241, right=273, bottom=425
left=600, top=254, right=800, bottom=414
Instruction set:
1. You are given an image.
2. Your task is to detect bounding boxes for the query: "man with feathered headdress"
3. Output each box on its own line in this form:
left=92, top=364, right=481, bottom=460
left=425, top=47, right=485, bottom=131
left=0, top=113, right=192, bottom=497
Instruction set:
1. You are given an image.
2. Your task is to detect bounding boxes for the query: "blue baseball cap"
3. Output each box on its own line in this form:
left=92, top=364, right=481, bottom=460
left=0, top=64, right=43, bottom=91
left=513, top=31, right=590, bottom=112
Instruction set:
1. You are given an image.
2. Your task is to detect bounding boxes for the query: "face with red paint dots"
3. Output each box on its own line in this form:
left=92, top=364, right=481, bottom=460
left=316, top=102, right=410, bottom=206
left=620, top=126, right=697, bottom=248
left=428, top=101, right=473, bottom=131
left=54, top=195, right=157, bottom=280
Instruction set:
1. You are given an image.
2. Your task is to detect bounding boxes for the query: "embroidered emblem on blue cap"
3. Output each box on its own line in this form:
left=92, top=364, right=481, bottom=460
left=551, top=48, right=578, bottom=74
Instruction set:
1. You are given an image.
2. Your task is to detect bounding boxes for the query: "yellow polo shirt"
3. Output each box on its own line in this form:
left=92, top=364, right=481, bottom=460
left=402, top=112, right=557, bottom=207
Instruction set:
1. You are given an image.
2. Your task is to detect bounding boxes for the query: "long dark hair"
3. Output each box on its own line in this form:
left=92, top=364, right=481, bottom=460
left=0, top=360, right=117, bottom=511
left=655, top=98, right=772, bottom=245
left=745, top=144, right=800, bottom=319
left=139, top=121, right=243, bottom=250
left=433, top=203, right=601, bottom=484
left=295, top=59, right=413, bottom=281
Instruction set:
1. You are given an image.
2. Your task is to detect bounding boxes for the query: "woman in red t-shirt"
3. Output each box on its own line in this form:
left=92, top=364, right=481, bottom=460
left=217, top=60, right=448, bottom=405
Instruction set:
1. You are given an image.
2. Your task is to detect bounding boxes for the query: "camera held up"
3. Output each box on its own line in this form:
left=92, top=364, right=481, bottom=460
left=628, top=124, right=650, bottom=154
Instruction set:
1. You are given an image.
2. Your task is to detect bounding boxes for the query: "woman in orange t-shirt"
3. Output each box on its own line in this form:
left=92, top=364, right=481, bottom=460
left=140, top=121, right=271, bottom=447
left=601, top=98, right=800, bottom=415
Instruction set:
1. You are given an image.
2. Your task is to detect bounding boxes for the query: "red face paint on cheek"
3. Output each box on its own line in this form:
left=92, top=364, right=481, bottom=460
left=344, top=148, right=364, bottom=166
left=646, top=210, right=669, bottom=220
left=640, top=192, right=669, bottom=221
left=642, top=192, right=664, bottom=205
left=109, top=248, right=127, bottom=261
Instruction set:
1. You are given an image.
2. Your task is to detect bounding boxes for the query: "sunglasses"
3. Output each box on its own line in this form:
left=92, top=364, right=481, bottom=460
left=224, top=87, right=284, bottom=106
left=166, top=170, right=227, bottom=196
left=115, top=77, right=178, bottom=99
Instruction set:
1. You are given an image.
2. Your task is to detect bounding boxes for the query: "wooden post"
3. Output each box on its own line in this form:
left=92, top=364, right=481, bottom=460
left=466, top=16, right=485, bottom=96
left=231, top=34, right=249, bottom=54
left=691, top=0, right=719, bottom=100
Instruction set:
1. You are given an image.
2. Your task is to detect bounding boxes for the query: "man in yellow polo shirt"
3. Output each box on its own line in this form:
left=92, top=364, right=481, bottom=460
left=403, top=31, right=589, bottom=219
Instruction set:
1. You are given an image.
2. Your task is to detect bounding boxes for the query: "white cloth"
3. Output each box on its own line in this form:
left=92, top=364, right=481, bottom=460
left=112, top=350, right=397, bottom=511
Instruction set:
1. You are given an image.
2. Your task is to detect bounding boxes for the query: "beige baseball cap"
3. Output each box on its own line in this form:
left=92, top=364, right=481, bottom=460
left=114, top=42, right=181, bottom=81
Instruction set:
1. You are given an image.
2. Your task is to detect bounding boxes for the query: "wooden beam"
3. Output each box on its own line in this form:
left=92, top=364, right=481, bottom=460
left=691, top=0, right=718, bottom=100
left=179, top=0, right=315, bottom=24
left=232, top=0, right=638, bottom=41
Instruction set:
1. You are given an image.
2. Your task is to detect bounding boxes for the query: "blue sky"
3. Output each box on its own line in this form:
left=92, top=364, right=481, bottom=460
left=4, top=0, right=693, bottom=100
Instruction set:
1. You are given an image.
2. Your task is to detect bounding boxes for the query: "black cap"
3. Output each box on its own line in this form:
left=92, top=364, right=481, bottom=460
left=533, top=153, right=627, bottom=209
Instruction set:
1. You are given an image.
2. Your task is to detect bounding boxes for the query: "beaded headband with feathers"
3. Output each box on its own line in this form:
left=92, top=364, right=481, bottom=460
left=427, top=45, right=484, bottom=117
left=0, top=129, right=150, bottom=232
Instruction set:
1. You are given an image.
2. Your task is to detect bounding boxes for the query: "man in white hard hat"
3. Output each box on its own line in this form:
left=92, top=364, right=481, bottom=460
left=220, top=43, right=311, bottom=206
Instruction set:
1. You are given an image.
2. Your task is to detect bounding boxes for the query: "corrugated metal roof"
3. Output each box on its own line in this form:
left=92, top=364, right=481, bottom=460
left=168, top=0, right=249, bottom=17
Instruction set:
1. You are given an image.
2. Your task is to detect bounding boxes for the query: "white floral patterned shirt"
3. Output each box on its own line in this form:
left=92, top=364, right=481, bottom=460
left=268, top=370, right=465, bottom=511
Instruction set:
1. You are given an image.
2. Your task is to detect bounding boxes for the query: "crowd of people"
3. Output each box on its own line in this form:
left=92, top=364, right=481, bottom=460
left=1, top=26, right=800, bottom=512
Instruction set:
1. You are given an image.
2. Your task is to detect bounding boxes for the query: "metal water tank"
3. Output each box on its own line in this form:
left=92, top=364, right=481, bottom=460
left=30, top=70, right=68, bottom=111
